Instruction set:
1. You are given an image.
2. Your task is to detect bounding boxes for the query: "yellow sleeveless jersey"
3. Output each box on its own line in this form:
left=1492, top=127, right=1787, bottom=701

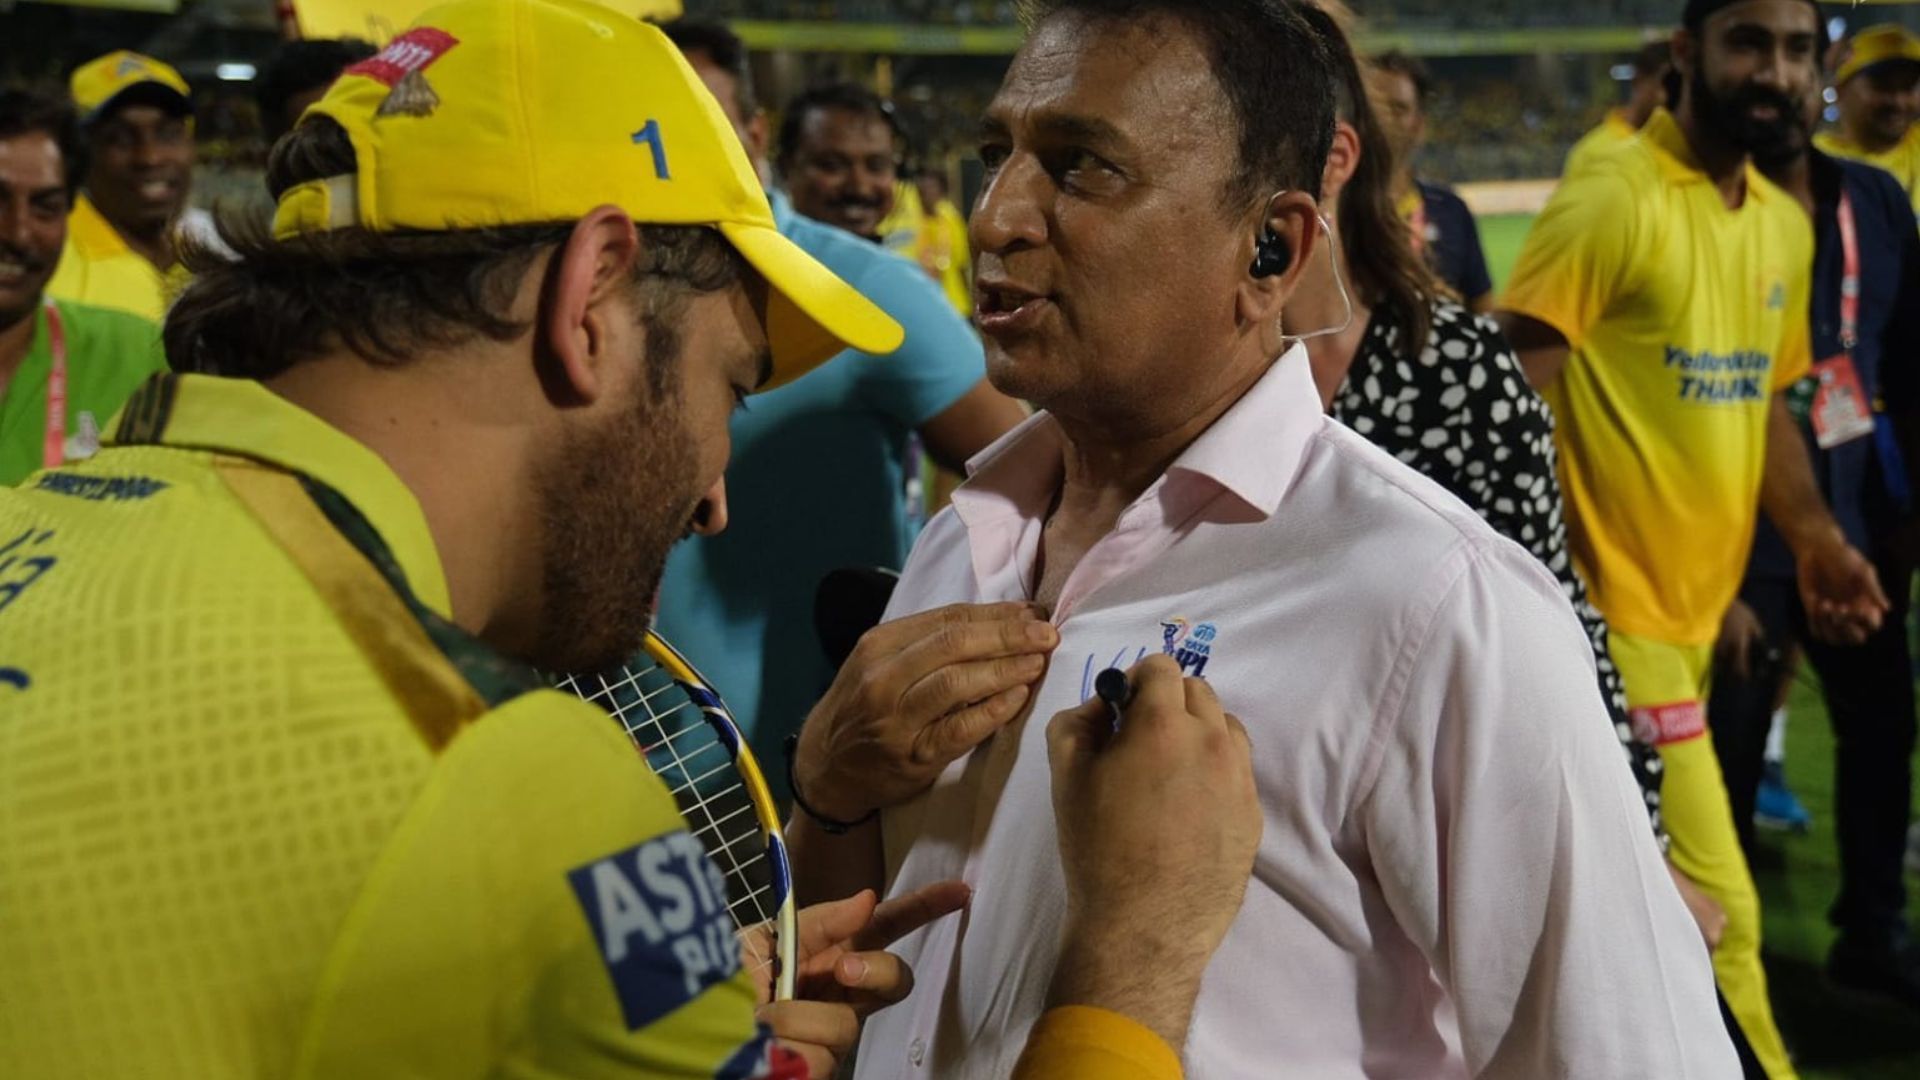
left=0, top=374, right=780, bottom=1078
left=1503, top=109, right=1812, bottom=646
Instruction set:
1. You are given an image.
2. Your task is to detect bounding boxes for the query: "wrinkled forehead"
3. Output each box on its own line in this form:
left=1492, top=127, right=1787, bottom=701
left=991, top=12, right=1229, bottom=154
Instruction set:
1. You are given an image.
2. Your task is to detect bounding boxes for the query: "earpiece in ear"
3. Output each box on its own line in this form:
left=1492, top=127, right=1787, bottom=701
left=1249, top=227, right=1291, bottom=279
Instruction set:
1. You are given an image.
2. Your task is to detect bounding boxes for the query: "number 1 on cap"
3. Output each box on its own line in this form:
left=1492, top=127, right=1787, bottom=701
left=632, top=119, right=670, bottom=180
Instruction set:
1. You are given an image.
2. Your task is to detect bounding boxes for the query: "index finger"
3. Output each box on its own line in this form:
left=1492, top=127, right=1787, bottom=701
left=890, top=606, right=1059, bottom=682
left=853, top=880, right=972, bottom=951
left=1120, top=653, right=1189, bottom=722
left=896, top=601, right=1048, bottom=631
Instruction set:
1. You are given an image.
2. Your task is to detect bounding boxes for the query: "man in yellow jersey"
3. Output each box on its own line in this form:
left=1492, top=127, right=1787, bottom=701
left=0, top=2, right=1244, bottom=1077
left=1565, top=39, right=1674, bottom=176
left=45, top=51, right=211, bottom=322
left=1817, top=24, right=1920, bottom=218
left=914, top=170, right=974, bottom=316
left=1498, top=2, right=1888, bottom=1076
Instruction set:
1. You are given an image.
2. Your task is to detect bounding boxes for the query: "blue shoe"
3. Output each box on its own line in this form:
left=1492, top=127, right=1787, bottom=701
left=1754, top=762, right=1812, bottom=833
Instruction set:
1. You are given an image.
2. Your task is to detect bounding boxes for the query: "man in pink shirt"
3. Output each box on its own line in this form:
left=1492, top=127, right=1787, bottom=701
left=787, top=1, right=1739, bottom=1075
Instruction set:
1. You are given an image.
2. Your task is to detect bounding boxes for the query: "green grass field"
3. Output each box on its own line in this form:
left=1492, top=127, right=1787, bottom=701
left=1480, top=216, right=1920, bottom=1078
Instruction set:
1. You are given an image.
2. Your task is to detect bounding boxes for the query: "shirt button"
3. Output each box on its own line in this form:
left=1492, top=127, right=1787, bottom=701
left=909, top=1037, right=926, bottom=1066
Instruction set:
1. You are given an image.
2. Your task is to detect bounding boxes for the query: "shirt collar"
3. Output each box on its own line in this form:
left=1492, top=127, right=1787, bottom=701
left=1640, top=107, right=1773, bottom=203
left=106, top=373, right=453, bottom=618
left=66, top=194, right=133, bottom=260
left=952, top=344, right=1321, bottom=528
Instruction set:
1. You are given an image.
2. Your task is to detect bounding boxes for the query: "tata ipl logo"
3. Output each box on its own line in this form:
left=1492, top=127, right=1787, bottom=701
left=1160, top=618, right=1218, bottom=677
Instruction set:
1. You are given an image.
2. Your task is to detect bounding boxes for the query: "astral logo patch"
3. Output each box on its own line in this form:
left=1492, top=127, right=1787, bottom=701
left=568, top=830, right=739, bottom=1030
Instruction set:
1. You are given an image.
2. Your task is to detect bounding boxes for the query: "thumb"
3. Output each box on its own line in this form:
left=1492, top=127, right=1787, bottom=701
left=795, top=890, right=878, bottom=962
left=1046, top=694, right=1112, bottom=786
left=1859, top=560, right=1891, bottom=612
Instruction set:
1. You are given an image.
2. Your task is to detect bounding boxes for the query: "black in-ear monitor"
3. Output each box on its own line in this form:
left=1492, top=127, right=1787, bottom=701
left=1250, top=227, right=1291, bottom=278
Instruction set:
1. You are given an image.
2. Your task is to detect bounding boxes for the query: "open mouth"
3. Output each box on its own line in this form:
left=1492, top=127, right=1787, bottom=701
left=136, top=178, right=179, bottom=203
left=974, top=281, right=1053, bottom=334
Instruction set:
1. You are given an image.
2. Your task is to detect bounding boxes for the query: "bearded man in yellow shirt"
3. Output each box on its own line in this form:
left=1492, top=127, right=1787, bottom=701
left=0, top=4, right=1253, bottom=1078
left=1499, top=2, right=1889, bottom=1076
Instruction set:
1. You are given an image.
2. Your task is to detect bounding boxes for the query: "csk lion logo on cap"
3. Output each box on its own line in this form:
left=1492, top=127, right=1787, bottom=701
left=345, top=27, right=461, bottom=118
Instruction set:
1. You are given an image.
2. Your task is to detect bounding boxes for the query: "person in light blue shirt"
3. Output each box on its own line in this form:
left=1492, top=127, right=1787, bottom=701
left=658, top=20, right=1028, bottom=789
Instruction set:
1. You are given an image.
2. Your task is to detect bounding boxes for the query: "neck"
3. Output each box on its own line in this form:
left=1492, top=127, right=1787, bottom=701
left=95, top=200, right=178, bottom=270
left=1050, top=350, right=1271, bottom=521
left=1675, top=98, right=1750, bottom=208
left=0, top=304, right=40, bottom=394
left=1389, top=166, right=1416, bottom=202
left=1623, top=99, right=1657, bottom=129
left=120, top=221, right=177, bottom=270
left=1841, top=113, right=1898, bottom=155
left=1759, top=150, right=1815, bottom=215
left=264, top=353, right=540, bottom=648
left=1286, top=225, right=1373, bottom=409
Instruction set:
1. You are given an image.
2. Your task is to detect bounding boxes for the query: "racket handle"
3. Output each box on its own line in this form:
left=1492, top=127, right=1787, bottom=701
left=1094, top=668, right=1133, bottom=731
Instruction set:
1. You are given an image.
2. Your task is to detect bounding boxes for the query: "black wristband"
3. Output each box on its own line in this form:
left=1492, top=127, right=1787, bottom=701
left=784, top=733, right=877, bottom=835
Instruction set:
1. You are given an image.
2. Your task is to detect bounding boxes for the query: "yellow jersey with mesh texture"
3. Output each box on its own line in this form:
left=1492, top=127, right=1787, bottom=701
left=0, top=374, right=781, bottom=1079
left=1562, top=108, right=1639, bottom=179
left=1503, top=108, right=1812, bottom=645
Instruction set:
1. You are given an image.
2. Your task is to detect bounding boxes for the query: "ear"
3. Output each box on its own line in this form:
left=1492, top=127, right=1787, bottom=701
left=542, top=204, right=640, bottom=405
left=1320, top=120, right=1362, bottom=204
left=744, top=110, right=772, bottom=167
left=1670, top=27, right=1697, bottom=84
left=1235, top=190, right=1321, bottom=328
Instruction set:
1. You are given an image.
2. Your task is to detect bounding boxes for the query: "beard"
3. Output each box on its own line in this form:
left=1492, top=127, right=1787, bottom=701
left=528, top=359, right=700, bottom=676
left=1691, top=66, right=1806, bottom=164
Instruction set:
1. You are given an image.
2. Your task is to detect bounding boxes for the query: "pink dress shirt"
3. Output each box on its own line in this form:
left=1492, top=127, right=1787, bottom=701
left=852, top=346, right=1738, bottom=1079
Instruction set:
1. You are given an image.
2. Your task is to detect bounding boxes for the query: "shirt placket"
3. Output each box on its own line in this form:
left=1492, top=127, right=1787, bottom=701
left=896, top=481, right=1209, bottom=1072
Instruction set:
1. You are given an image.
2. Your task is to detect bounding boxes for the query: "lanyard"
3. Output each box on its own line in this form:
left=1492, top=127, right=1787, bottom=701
left=1837, top=188, right=1860, bottom=352
left=42, top=299, right=66, bottom=470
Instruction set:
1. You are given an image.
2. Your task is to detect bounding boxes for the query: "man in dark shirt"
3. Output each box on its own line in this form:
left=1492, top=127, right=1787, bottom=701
left=1369, top=49, right=1495, bottom=312
left=1711, top=83, right=1920, bottom=1012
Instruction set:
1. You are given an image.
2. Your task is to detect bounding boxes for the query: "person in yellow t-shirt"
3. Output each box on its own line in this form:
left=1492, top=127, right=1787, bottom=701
left=1565, top=39, right=1673, bottom=177
left=1816, top=24, right=1920, bottom=219
left=1498, top=3, right=1890, bottom=1077
left=45, top=50, right=212, bottom=323
left=913, top=170, right=973, bottom=316
left=0, top=5, right=1246, bottom=1078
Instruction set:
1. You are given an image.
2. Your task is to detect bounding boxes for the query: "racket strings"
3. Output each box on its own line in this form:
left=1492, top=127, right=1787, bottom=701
left=555, top=661, right=782, bottom=980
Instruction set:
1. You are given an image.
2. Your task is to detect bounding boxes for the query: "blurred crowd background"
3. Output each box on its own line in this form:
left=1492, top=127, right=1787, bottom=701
left=9, top=0, right=1916, bottom=215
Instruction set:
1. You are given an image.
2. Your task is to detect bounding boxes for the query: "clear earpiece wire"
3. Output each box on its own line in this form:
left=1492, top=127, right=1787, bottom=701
left=1286, top=214, right=1355, bottom=345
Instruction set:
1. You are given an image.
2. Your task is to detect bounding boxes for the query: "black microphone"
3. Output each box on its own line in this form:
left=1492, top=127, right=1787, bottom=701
left=814, top=566, right=901, bottom=672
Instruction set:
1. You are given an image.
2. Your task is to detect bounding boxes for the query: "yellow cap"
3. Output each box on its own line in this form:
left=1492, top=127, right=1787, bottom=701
left=270, top=0, right=903, bottom=389
left=69, top=51, right=192, bottom=121
left=1834, top=24, right=1920, bottom=87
